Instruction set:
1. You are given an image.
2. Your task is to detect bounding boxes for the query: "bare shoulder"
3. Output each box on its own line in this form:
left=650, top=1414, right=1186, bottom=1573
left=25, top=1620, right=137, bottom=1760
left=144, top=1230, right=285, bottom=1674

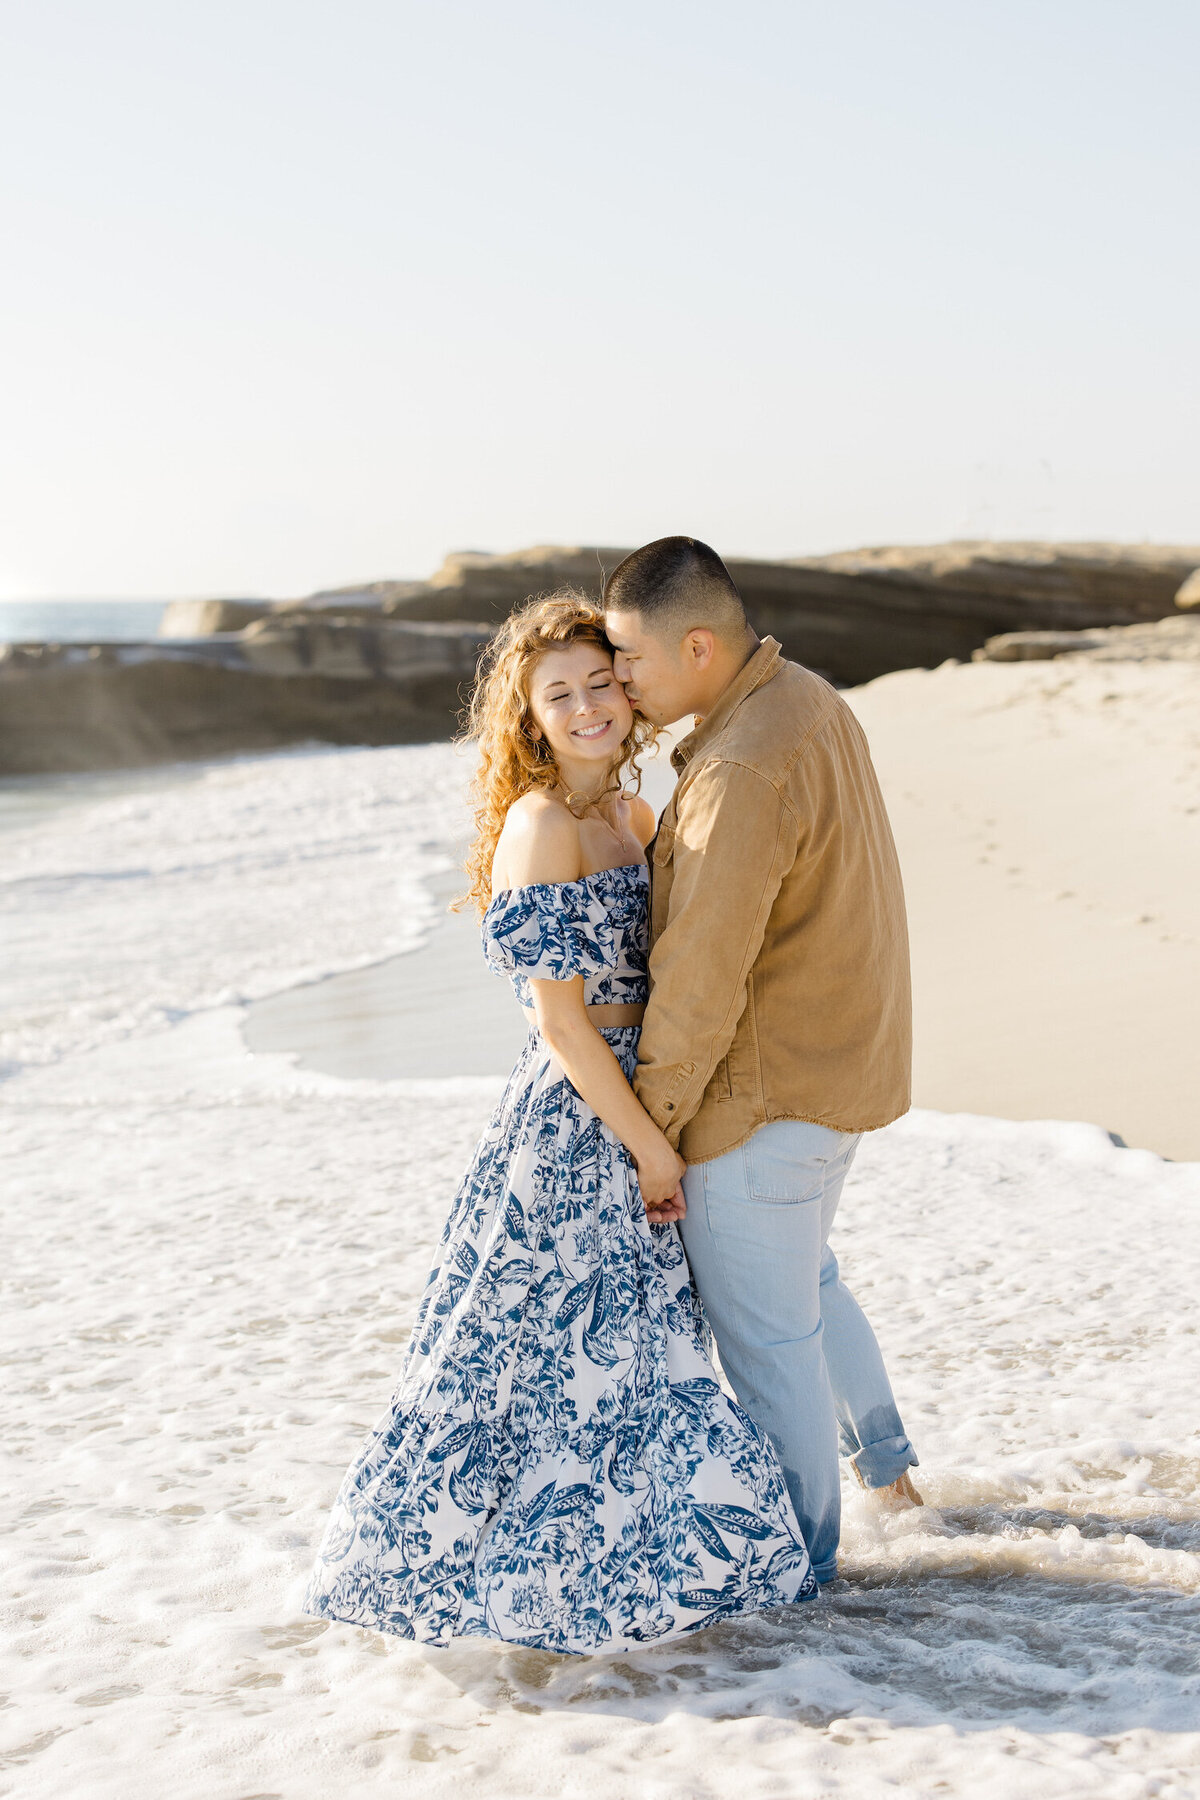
left=626, top=792, right=658, bottom=848
left=492, top=790, right=583, bottom=894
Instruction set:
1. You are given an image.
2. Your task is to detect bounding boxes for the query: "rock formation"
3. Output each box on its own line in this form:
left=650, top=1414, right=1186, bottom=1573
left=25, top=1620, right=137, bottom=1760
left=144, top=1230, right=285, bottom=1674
left=744, top=541, right=1200, bottom=683
left=973, top=614, right=1200, bottom=664
left=157, top=581, right=429, bottom=636
left=1173, top=567, right=1200, bottom=611
left=11, top=540, right=1200, bottom=774
left=0, top=621, right=490, bottom=775
left=370, top=540, right=1200, bottom=686
left=158, top=540, right=1200, bottom=685
left=157, top=598, right=274, bottom=635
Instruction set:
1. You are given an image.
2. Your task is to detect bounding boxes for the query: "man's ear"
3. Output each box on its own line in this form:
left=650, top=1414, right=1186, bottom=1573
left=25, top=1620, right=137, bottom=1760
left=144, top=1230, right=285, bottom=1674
left=684, top=628, right=716, bottom=669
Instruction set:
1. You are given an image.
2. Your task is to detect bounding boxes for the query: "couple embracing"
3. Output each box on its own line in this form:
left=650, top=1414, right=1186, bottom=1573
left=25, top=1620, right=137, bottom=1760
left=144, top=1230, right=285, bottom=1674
left=306, top=536, right=920, bottom=1653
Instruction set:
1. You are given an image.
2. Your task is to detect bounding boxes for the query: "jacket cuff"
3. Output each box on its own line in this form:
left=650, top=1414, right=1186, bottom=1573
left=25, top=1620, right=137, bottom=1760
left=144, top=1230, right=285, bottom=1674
left=638, top=1061, right=697, bottom=1142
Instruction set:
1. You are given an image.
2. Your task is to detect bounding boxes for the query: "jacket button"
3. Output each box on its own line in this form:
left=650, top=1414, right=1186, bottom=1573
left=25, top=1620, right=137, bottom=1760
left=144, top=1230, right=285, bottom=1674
left=664, top=1102, right=674, bottom=1111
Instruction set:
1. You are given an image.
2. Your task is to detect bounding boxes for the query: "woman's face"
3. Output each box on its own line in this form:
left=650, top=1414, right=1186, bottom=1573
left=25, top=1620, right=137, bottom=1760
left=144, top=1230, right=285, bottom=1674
left=526, top=640, right=634, bottom=773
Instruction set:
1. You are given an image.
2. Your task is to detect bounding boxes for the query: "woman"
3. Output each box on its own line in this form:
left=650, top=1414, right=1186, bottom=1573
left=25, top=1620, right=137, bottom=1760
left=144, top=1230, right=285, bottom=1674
left=304, top=593, right=817, bottom=1653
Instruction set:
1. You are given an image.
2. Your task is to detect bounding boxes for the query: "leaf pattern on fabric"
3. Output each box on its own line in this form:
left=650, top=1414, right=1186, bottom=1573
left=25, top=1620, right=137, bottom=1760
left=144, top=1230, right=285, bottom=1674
left=304, top=872, right=816, bottom=1654
left=481, top=863, right=650, bottom=1010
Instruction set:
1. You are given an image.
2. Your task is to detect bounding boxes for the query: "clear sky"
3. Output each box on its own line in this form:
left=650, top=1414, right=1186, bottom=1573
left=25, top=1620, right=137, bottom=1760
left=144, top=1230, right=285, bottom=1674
left=2, top=0, right=1197, bottom=599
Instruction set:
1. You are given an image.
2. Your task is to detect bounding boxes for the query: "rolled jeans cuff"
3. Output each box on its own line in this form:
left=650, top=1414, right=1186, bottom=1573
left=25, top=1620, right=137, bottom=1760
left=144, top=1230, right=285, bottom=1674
left=849, top=1435, right=919, bottom=1490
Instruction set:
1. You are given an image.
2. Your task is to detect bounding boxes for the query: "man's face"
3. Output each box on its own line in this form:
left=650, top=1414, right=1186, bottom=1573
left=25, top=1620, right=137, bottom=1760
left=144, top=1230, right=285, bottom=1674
left=605, top=609, right=699, bottom=728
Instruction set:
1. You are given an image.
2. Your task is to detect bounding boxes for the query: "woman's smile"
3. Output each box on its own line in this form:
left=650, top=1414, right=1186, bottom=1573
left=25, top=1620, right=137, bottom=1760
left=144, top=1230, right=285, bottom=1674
left=572, top=718, right=613, bottom=741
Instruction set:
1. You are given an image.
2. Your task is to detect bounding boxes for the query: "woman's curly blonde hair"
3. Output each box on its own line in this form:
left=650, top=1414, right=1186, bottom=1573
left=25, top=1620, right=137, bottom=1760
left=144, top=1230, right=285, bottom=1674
left=455, top=590, right=656, bottom=916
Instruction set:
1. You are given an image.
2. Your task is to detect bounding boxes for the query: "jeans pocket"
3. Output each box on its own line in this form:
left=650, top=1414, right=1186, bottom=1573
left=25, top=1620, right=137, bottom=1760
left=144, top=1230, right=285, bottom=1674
left=743, top=1122, right=860, bottom=1201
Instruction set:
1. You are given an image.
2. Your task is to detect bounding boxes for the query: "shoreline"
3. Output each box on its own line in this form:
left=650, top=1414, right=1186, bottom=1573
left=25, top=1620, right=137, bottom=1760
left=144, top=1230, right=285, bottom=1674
left=3, top=662, right=1195, bottom=1158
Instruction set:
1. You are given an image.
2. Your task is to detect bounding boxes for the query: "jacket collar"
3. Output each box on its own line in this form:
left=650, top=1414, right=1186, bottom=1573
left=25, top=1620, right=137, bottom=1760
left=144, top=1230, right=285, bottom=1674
left=670, top=637, right=783, bottom=772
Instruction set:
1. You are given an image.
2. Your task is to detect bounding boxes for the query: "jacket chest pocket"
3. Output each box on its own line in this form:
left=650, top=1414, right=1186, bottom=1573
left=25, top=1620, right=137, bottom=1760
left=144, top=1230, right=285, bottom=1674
left=647, top=822, right=675, bottom=946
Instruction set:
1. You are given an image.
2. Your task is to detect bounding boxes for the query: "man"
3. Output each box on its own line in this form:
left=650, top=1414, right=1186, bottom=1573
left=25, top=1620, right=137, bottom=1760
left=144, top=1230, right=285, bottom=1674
left=604, top=535, right=921, bottom=1586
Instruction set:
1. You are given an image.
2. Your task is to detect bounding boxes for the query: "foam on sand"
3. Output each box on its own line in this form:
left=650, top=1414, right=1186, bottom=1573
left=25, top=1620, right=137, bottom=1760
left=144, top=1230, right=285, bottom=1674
left=2, top=733, right=1199, bottom=1798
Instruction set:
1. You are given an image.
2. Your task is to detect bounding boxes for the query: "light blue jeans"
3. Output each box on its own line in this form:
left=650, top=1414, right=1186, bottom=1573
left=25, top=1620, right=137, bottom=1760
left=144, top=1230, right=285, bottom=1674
left=680, top=1119, right=918, bottom=1585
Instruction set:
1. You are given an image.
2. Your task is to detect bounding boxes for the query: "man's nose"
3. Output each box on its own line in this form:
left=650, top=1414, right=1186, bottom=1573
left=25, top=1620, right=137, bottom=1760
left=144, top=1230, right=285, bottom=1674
left=612, top=652, right=631, bottom=683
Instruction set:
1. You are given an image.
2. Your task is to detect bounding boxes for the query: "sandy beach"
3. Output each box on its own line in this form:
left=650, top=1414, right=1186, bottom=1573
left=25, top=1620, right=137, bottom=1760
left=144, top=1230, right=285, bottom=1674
left=847, top=656, right=1199, bottom=1162
left=2, top=655, right=1198, bottom=1799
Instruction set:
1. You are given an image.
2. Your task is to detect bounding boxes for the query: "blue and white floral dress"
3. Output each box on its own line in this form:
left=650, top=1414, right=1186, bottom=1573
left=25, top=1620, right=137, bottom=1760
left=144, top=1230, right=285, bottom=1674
left=304, top=862, right=817, bottom=1653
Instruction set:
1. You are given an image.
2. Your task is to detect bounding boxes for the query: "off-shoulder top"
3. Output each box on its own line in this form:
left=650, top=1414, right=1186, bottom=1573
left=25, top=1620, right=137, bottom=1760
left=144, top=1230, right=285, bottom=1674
left=482, top=862, right=650, bottom=1010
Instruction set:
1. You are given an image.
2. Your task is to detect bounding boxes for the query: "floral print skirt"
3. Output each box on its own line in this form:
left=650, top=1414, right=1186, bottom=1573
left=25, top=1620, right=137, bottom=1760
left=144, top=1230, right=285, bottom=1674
left=304, top=1025, right=817, bottom=1653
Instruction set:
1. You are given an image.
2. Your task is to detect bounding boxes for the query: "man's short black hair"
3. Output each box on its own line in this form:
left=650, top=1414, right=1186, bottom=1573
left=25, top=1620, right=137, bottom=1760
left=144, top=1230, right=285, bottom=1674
left=603, top=535, right=746, bottom=634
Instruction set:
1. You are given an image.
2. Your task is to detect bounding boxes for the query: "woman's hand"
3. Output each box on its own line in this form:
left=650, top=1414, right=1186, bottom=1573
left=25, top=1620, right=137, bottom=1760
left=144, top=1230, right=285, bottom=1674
left=644, top=1181, right=687, bottom=1226
left=634, top=1137, right=688, bottom=1219
left=524, top=972, right=690, bottom=1227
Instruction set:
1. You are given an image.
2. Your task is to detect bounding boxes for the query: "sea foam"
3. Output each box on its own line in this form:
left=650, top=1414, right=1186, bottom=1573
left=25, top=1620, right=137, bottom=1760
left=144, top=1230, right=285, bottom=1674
left=2, top=743, right=1198, bottom=1799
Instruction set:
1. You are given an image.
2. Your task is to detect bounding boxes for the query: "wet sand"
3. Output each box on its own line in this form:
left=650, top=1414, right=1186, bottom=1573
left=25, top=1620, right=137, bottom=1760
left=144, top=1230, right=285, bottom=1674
left=242, top=863, right=530, bottom=1079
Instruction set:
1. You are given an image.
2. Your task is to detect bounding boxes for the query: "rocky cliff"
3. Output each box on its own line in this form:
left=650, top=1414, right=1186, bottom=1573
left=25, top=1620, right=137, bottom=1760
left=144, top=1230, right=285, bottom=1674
left=160, top=539, right=1200, bottom=687
left=12, top=541, right=1198, bottom=774
left=363, top=541, right=1199, bottom=685
left=974, top=613, right=1200, bottom=663
left=0, top=621, right=489, bottom=774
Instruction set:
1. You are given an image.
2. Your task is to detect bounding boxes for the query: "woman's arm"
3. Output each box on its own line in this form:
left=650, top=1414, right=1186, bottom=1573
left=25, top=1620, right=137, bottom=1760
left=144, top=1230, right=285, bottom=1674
left=495, top=793, right=685, bottom=1219
left=530, top=976, right=686, bottom=1219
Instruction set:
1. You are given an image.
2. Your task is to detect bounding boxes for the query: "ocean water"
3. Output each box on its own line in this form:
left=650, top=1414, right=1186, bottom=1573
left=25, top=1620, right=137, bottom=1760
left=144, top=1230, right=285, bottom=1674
left=1, top=742, right=1198, bottom=1799
left=0, top=598, right=169, bottom=642
left=0, top=742, right=472, bottom=1069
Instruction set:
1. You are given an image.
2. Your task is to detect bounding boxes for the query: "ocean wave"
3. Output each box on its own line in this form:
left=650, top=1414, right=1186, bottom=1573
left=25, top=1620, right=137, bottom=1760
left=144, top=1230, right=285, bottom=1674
left=0, top=742, right=472, bottom=1070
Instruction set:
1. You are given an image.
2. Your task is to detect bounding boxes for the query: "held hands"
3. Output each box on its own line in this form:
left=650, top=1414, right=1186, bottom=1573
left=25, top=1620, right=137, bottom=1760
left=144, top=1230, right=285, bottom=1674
left=646, top=1182, right=687, bottom=1225
left=634, top=1137, right=688, bottom=1225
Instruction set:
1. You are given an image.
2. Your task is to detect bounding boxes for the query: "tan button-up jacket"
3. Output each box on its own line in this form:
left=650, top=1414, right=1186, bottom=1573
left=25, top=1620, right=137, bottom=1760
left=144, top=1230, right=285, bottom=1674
left=632, top=638, right=912, bottom=1163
